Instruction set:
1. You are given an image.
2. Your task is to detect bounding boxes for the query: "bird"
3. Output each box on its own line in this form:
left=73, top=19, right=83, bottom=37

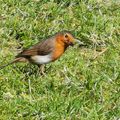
left=0, top=31, right=81, bottom=75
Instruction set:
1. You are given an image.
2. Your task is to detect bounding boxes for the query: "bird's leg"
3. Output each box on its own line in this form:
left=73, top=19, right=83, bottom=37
left=38, top=64, right=46, bottom=75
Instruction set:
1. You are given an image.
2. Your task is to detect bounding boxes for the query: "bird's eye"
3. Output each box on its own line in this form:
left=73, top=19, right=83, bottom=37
left=65, top=34, right=68, bottom=38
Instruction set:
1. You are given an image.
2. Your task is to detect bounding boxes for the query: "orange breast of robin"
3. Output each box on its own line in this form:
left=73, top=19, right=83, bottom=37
left=52, top=40, right=65, bottom=61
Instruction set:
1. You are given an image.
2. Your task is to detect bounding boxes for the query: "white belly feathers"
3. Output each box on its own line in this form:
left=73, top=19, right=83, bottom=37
left=31, top=54, right=52, bottom=64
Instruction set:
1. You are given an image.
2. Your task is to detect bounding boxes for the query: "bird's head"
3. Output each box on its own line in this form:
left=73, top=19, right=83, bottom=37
left=63, top=32, right=75, bottom=46
left=56, top=31, right=75, bottom=47
left=56, top=31, right=84, bottom=47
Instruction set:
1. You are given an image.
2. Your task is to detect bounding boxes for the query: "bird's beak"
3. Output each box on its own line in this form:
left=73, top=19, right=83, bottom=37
left=75, top=39, right=84, bottom=45
left=69, top=39, right=84, bottom=46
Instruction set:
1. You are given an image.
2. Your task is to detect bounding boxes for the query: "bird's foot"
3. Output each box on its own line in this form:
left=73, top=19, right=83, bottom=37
left=39, top=64, right=46, bottom=76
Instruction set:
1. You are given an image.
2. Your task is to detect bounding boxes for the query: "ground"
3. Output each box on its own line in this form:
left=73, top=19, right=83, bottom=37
left=0, top=0, right=120, bottom=119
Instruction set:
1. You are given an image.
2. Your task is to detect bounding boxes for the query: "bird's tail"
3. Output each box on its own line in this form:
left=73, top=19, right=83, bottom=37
left=0, top=57, right=23, bottom=70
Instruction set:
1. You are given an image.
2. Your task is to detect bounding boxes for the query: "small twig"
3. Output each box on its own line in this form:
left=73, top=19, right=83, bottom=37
left=91, top=47, right=108, bottom=61
left=87, top=48, right=108, bottom=67
left=0, top=16, right=6, bottom=20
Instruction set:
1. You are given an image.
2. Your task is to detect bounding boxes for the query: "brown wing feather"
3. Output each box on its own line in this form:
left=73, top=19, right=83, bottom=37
left=16, top=37, right=55, bottom=58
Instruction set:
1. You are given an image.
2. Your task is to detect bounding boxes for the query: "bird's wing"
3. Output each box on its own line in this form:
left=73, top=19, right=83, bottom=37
left=16, top=38, right=55, bottom=58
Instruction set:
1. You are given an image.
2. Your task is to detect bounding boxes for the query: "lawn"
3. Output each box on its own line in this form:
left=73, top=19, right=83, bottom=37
left=0, top=0, right=120, bottom=119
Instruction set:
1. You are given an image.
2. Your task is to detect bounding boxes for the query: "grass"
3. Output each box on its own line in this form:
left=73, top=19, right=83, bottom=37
left=0, top=0, right=120, bottom=119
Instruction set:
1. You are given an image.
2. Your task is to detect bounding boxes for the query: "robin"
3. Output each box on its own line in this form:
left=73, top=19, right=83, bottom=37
left=0, top=31, right=81, bottom=74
